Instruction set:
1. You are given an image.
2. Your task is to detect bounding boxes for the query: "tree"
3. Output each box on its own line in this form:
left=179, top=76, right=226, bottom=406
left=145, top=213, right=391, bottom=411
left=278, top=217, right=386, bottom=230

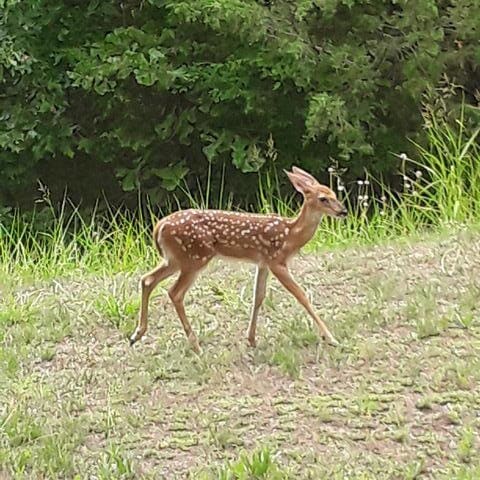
left=0, top=0, right=478, bottom=208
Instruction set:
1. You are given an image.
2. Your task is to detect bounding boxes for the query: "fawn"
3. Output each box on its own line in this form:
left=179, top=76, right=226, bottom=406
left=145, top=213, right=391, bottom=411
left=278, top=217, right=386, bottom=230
left=130, top=166, right=347, bottom=352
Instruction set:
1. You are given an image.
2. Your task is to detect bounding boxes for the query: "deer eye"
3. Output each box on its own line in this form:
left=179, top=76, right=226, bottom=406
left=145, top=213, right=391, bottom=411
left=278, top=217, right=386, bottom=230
left=319, top=197, right=329, bottom=203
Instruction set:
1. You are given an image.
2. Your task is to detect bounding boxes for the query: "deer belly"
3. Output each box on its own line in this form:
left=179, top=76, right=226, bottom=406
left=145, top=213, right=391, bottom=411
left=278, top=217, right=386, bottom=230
left=214, top=243, right=263, bottom=264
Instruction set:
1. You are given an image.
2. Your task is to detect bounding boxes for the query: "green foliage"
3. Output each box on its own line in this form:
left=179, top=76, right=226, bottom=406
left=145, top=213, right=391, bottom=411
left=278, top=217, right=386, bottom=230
left=0, top=0, right=479, bottom=208
left=213, top=448, right=287, bottom=479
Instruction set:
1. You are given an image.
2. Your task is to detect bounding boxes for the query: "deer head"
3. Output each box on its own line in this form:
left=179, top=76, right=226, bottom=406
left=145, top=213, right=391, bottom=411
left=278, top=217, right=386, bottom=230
left=286, top=166, right=347, bottom=218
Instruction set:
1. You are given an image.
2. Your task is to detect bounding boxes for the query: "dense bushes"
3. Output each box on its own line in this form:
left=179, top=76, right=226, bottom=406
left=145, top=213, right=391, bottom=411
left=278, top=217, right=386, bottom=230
left=0, top=0, right=478, bottom=209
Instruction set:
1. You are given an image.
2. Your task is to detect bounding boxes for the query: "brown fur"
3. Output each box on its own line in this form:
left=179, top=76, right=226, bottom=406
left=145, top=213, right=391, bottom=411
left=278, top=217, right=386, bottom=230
left=130, top=167, right=347, bottom=352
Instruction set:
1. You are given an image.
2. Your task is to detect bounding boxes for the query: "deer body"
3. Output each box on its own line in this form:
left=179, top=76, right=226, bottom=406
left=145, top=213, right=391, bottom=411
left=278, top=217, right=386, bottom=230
left=130, top=167, right=347, bottom=352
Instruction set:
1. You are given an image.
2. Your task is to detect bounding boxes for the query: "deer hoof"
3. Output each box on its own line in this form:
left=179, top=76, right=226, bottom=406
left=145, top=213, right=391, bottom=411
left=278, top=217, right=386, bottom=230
left=247, top=337, right=257, bottom=348
left=326, top=336, right=339, bottom=347
left=129, top=329, right=144, bottom=346
left=188, top=335, right=202, bottom=354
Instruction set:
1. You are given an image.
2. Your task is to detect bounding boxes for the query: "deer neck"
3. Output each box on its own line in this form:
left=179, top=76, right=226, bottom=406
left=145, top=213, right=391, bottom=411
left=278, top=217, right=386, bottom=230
left=290, top=202, right=322, bottom=249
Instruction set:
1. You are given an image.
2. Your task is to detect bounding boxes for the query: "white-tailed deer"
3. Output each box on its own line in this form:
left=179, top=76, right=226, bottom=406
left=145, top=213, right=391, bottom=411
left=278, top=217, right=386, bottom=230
left=130, top=166, right=347, bottom=352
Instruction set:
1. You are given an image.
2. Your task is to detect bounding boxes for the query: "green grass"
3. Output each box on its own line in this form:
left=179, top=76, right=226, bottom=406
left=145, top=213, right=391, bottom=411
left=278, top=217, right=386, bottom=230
left=0, top=114, right=479, bottom=478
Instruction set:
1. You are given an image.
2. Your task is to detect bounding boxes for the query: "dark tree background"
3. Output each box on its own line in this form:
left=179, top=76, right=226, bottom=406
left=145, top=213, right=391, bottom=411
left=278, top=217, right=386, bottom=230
left=0, top=0, right=478, bottom=210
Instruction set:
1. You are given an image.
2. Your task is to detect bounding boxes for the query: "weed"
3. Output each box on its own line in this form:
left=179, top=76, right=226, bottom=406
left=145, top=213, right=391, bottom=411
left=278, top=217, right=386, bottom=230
left=270, top=345, right=301, bottom=379
left=97, top=443, right=135, bottom=479
left=214, top=448, right=286, bottom=480
left=403, top=457, right=426, bottom=479
left=457, top=427, right=475, bottom=463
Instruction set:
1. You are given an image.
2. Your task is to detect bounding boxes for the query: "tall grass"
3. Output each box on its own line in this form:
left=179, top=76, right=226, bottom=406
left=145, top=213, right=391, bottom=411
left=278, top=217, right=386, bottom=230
left=309, top=109, right=480, bottom=248
left=0, top=112, right=478, bottom=278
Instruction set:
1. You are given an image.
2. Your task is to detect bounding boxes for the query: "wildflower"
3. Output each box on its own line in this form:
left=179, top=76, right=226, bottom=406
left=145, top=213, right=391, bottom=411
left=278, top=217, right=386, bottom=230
left=358, top=195, right=364, bottom=201
left=337, top=185, right=345, bottom=191
left=364, top=180, right=370, bottom=185
left=362, top=201, right=369, bottom=208
left=328, top=167, right=334, bottom=173
left=357, top=180, right=363, bottom=185
left=405, top=182, right=411, bottom=190
left=415, top=170, right=422, bottom=178
left=399, top=153, right=407, bottom=161
left=381, top=195, right=387, bottom=202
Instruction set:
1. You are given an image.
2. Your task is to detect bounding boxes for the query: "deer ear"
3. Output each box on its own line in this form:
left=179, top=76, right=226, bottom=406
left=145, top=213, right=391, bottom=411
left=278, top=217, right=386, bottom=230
left=291, top=166, right=317, bottom=183
left=285, top=170, right=314, bottom=195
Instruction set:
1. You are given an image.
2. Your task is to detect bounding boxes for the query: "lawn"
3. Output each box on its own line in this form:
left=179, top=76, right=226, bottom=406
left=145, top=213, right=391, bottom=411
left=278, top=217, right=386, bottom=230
left=1, top=226, right=479, bottom=479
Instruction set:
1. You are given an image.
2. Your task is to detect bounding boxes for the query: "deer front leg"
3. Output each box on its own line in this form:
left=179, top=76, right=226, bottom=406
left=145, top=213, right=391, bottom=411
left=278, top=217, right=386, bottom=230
left=269, top=263, right=338, bottom=346
left=130, top=262, right=178, bottom=345
left=246, top=266, right=269, bottom=347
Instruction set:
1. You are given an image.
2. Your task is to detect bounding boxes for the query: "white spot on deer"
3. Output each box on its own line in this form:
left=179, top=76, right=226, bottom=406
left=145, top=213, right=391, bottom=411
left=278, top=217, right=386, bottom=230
left=284, top=227, right=290, bottom=235
left=241, top=229, right=250, bottom=235
left=174, top=237, right=183, bottom=245
left=181, top=246, right=187, bottom=252
left=258, top=234, right=270, bottom=247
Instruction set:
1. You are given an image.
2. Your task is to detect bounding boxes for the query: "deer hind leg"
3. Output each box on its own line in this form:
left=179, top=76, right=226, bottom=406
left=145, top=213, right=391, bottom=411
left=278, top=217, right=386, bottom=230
left=168, top=269, right=202, bottom=353
left=130, top=262, right=178, bottom=345
left=269, top=263, right=338, bottom=346
left=246, top=266, right=269, bottom=347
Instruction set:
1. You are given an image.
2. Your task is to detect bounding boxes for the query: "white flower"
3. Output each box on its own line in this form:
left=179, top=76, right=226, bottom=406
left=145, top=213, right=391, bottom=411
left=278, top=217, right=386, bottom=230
left=357, top=180, right=363, bottom=185
left=363, top=195, right=369, bottom=200
left=381, top=195, right=387, bottom=202
left=415, top=170, right=422, bottom=178
left=405, top=182, right=411, bottom=190
left=337, top=185, right=345, bottom=191
left=358, top=195, right=364, bottom=201
left=362, top=201, right=369, bottom=208
left=328, top=167, right=334, bottom=173
left=400, top=153, right=407, bottom=161
left=364, top=180, right=370, bottom=185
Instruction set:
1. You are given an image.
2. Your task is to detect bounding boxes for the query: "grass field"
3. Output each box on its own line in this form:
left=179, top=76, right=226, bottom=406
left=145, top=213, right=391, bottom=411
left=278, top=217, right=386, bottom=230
left=1, top=225, right=479, bottom=479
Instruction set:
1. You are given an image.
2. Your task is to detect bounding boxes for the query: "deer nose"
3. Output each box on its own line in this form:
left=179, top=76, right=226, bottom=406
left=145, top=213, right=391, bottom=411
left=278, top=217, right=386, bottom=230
left=339, top=209, right=348, bottom=218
